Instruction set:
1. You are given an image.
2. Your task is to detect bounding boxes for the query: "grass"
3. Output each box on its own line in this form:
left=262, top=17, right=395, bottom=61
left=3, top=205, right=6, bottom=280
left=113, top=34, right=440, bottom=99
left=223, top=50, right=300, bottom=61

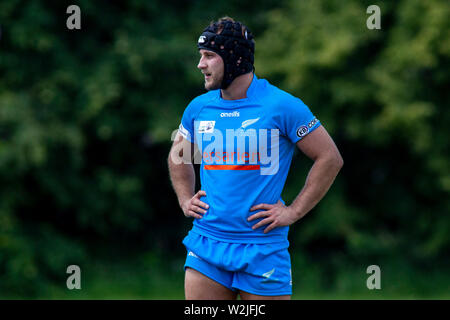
left=21, top=252, right=447, bottom=300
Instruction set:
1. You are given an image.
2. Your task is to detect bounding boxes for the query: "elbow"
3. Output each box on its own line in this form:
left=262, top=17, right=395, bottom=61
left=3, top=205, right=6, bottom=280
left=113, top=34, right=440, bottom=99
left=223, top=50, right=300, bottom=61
left=167, top=150, right=173, bottom=166
left=337, top=152, right=344, bottom=167
left=168, top=149, right=178, bottom=168
left=316, top=153, right=343, bottom=174
left=325, top=152, right=343, bottom=172
left=335, top=153, right=344, bottom=172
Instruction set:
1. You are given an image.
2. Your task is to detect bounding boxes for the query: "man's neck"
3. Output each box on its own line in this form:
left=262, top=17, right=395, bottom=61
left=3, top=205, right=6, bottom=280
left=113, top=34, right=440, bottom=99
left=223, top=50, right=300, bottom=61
left=220, top=72, right=254, bottom=100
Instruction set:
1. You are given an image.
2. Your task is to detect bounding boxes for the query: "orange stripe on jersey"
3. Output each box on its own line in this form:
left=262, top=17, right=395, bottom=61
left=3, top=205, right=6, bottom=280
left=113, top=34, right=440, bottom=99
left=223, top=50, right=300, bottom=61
left=204, top=165, right=260, bottom=170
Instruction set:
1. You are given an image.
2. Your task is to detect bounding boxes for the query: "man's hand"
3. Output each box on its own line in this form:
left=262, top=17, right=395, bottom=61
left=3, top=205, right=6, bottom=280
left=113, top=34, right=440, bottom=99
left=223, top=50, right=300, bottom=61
left=181, top=190, right=209, bottom=219
left=248, top=200, right=299, bottom=234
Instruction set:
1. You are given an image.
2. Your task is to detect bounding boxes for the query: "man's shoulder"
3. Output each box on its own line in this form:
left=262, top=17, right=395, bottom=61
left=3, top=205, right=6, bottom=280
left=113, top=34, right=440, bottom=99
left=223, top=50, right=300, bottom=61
left=257, top=78, right=305, bottom=109
left=266, top=80, right=300, bottom=101
left=189, top=90, right=218, bottom=107
left=182, top=90, right=217, bottom=119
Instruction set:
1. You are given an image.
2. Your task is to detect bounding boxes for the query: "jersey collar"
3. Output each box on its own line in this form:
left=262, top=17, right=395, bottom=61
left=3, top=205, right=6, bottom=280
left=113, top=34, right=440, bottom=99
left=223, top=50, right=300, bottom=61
left=216, top=73, right=258, bottom=105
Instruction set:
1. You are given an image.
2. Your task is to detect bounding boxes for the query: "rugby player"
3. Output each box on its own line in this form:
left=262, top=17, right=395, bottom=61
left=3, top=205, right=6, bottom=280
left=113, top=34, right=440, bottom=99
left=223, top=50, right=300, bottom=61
left=168, top=17, right=343, bottom=300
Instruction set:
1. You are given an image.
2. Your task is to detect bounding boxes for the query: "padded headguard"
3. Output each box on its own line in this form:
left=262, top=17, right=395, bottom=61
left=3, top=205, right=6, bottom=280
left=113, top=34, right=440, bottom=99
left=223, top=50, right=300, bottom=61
left=197, top=20, right=255, bottom=89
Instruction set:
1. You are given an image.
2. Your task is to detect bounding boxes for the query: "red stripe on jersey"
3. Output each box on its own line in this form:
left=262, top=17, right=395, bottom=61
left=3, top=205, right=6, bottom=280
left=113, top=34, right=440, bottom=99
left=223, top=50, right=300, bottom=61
left=204, top=165, right=260, bottom=170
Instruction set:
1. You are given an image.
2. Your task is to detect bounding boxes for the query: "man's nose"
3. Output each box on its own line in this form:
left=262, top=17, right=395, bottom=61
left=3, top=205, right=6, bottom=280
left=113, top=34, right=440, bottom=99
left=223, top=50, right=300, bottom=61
left=197, top=56, right=207, bottom=69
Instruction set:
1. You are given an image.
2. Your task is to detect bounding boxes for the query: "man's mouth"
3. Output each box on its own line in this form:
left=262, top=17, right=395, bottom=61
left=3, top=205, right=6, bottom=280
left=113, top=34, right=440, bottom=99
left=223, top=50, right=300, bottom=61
left=204, top=72, right=212, bottom=79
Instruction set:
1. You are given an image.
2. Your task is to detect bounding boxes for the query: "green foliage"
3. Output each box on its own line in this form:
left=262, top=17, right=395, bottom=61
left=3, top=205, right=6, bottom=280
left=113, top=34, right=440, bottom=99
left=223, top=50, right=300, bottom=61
left=0, top=0, right=448, bottom=297
left=260, top=0, right=450, bottom=264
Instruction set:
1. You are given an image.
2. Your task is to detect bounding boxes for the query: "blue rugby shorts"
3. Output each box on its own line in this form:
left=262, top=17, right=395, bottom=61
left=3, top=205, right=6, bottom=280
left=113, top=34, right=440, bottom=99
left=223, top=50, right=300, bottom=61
left=183, top=231, right=292, bottom=296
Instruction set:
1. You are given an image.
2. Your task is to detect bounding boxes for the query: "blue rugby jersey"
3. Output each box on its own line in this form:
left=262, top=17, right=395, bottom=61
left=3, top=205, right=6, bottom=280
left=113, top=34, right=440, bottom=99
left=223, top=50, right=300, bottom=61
left=178, top=74, right=320, bottom=243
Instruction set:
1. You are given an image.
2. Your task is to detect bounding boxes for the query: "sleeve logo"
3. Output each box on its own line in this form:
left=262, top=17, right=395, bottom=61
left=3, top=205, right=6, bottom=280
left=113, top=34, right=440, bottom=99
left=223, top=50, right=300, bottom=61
left=296, top=118, right=318, bottom=138
left=296, top=125, right=309, bottom=137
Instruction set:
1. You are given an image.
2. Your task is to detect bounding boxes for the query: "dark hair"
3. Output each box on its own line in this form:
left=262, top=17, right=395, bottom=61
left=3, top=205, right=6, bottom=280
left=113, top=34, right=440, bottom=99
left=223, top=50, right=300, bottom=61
left=212, top=16, right=254, bottom=43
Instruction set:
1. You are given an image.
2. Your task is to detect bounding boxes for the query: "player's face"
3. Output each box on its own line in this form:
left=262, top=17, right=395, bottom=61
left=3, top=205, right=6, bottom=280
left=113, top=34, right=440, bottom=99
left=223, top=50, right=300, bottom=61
left=198, top=49, right=224, bottom=90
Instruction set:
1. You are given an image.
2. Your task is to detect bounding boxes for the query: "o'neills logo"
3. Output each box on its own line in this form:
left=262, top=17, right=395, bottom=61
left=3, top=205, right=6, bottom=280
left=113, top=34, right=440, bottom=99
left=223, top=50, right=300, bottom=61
left=220, top=111, right=240, bottom=117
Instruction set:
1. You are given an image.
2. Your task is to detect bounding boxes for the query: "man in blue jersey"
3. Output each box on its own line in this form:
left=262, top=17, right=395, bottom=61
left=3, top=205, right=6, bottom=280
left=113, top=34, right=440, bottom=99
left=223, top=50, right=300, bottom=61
left=168, top=17, right=343, bottom=300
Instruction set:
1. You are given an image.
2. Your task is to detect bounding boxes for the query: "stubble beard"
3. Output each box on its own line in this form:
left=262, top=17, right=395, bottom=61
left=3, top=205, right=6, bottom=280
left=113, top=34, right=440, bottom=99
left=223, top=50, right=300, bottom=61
left=205, top=72, right=223, bottom=91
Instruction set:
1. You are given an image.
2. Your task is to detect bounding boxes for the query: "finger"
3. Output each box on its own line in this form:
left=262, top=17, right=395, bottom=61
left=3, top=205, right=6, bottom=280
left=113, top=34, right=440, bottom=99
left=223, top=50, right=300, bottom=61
left=187, top=210, right=203, bottom=219
left=251, top=217, right=273, bottom=230
left=191, top=205, right=206, bottom=214
left=250, top=203, right=273, bottom=211
left=264, top=221, right=278, bottom=233
left=192, top=198, right=209, bottom=210
left=247, top=210, right=270, bottom=222
left=195, top=190, right=207, bottom=198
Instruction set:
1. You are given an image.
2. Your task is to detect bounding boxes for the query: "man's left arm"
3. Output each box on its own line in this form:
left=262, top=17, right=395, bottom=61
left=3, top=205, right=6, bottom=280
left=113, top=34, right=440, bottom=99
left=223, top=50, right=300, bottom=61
left=248, top=125, right=343, bottom=233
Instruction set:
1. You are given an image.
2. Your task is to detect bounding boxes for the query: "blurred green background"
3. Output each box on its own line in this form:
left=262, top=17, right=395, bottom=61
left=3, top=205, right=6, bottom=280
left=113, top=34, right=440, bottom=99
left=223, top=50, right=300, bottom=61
left=0, top=0, right=449, bottom=299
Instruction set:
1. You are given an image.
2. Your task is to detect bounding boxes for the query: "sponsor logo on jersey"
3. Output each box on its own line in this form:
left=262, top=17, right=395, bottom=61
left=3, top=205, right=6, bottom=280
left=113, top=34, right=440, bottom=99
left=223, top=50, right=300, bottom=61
left=307, top=118, right=318, bottom=129
left=296, top=118, right=318, bottom=138
left=198, top=121, right=215, bottom=133
left=296, top=125, right=309, bottom=138
left=193, top=120, right=280, bottom=175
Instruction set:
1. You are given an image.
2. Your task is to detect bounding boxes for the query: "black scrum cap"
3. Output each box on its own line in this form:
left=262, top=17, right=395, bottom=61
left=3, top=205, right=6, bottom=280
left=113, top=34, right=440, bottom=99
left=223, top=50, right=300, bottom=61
left=197, top=20, right=255, bottom=89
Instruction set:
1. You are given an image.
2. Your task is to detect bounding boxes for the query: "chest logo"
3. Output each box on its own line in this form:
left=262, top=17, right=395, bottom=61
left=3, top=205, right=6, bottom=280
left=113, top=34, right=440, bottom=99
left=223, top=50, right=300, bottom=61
left=220, top=111, right=240, bottom=117
left=198, top=121, right=215, bottom=133
left=240, top=117, right=260, bottom=129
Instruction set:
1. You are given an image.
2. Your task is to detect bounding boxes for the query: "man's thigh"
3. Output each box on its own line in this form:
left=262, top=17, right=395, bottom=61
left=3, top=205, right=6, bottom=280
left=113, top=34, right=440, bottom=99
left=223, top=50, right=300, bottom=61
left=239, top=290, right=291, bottom=300
left=185, top=267, right=238, bottom=300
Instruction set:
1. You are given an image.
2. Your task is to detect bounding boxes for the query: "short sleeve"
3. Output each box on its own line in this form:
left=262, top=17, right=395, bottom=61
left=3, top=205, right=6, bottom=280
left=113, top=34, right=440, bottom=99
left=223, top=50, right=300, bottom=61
left=178, top=99, right=198, bottom=143
left=279, top=95, right=321, bottom=144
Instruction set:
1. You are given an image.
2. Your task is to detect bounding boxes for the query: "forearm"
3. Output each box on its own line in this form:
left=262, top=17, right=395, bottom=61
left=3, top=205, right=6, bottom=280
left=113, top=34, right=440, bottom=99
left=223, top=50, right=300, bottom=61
left=168, top=159, right=196, bottom=208
left=289, top=156, right=343, bottom=220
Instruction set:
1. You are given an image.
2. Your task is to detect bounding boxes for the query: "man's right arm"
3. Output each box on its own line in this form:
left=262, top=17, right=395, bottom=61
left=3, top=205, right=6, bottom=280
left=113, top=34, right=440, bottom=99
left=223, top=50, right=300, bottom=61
left=168, top=132, right=209, bottom=219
